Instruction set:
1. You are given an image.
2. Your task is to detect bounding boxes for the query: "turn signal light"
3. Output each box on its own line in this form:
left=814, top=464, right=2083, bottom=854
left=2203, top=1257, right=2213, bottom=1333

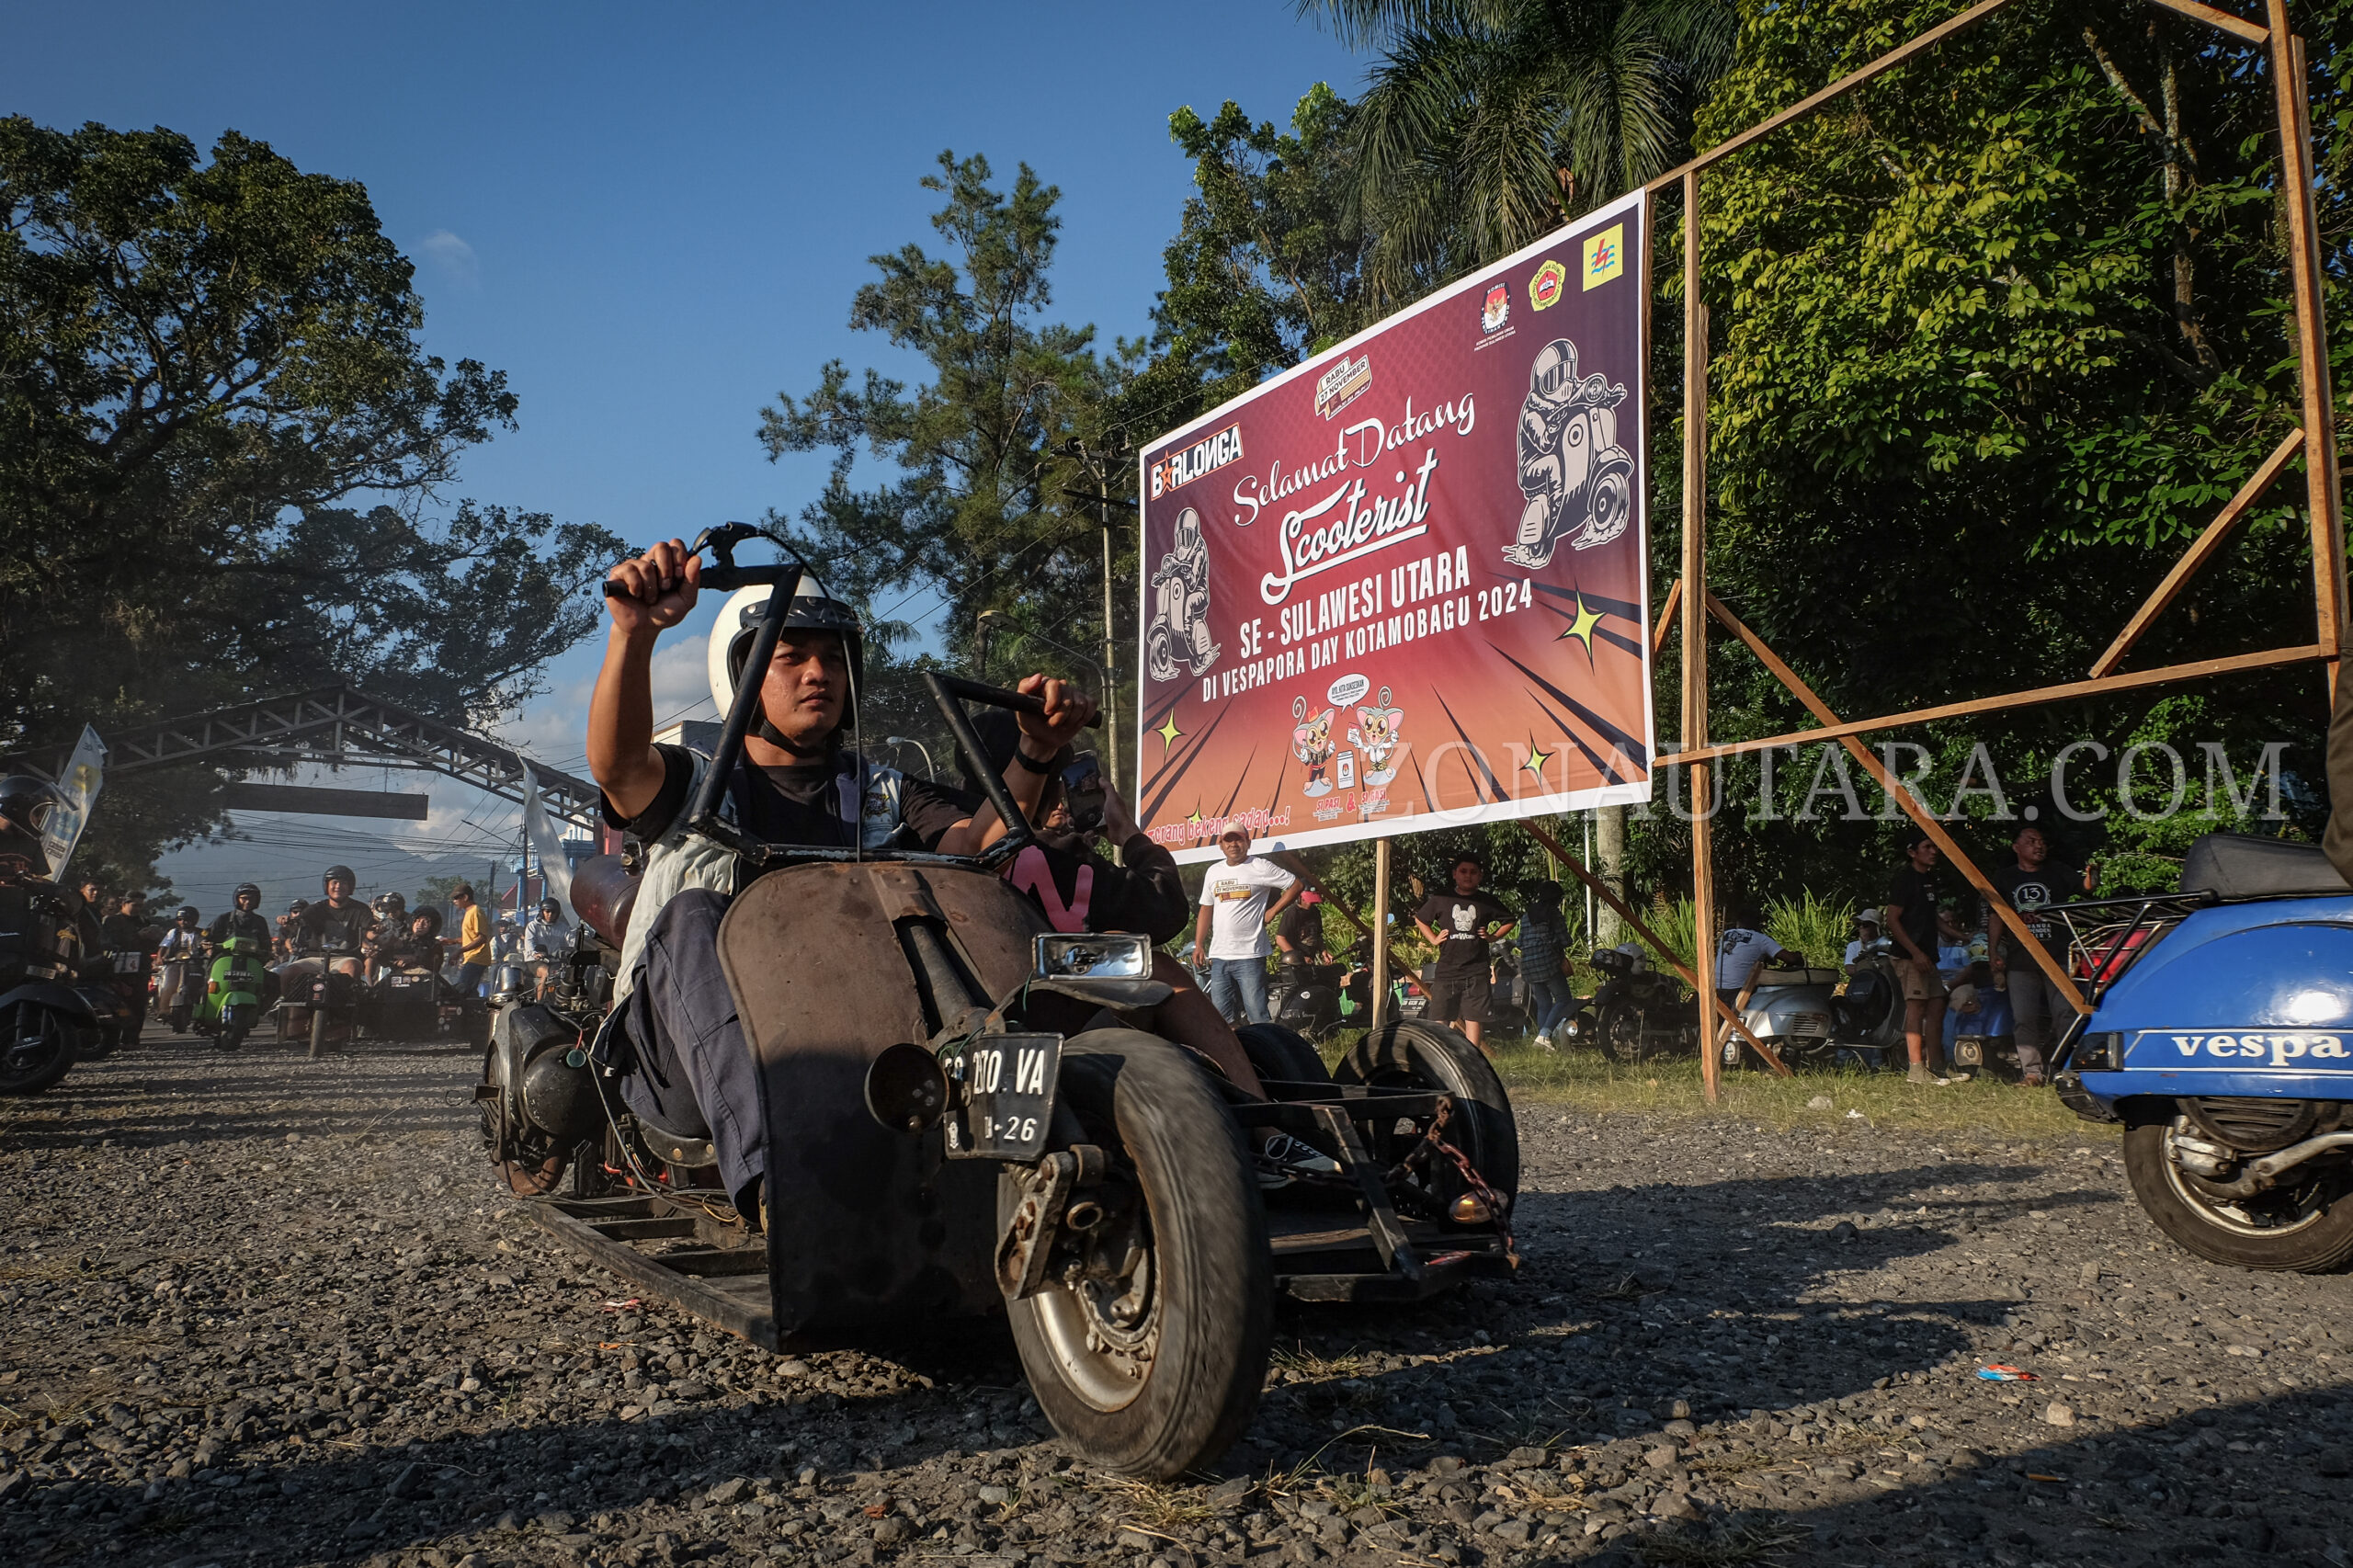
left=1450, top=1192, right=1492, bottom=1225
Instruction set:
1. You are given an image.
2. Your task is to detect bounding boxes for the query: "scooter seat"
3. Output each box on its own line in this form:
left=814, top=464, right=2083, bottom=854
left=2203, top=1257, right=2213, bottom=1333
left=2179, top=833, right=2349, bottom=899
left=633, top=1109, right=716, bottom=1170
left=1754, top=966, right=1838, bottom=988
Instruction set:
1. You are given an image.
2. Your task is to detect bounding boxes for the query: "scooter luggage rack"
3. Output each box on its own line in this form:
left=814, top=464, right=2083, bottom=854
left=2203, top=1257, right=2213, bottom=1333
left=2046, top=892, right=2218, bottom=1007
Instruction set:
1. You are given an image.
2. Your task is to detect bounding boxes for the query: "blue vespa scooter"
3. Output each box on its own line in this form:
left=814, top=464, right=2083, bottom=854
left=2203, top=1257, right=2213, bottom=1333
left=2052, top=833, right=2353, bottom=1272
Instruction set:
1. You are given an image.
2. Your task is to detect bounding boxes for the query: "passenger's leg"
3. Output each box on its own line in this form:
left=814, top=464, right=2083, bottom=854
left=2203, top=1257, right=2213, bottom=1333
left=1149, top=953, right=1265, bottom=1098
left=620, top=889, right=767, bottom=1220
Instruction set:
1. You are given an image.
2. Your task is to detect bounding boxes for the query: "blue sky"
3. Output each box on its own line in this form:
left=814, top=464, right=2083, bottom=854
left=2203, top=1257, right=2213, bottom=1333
left=6, top=1, right=1369, bottom=903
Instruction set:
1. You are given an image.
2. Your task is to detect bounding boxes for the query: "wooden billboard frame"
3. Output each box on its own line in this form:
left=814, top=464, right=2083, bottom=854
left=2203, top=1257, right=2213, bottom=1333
left=1535, top=0, right=2342, bottom=1100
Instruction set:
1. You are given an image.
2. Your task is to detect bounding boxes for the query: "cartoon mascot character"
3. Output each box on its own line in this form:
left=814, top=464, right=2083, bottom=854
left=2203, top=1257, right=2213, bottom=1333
left=1347, top=686, right=1404, bottom=786
left=1292, top=696, right=1337, bottom=797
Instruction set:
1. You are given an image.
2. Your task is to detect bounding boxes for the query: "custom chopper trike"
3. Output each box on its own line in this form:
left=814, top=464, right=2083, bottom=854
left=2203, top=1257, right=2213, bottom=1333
left=487, top=528, right=1519, bottom=1478
left=2051, top=833, right=2353, bottom=1273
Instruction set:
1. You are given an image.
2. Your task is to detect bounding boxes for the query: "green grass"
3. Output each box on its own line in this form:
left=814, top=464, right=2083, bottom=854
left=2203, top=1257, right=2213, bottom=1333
left=1484, top=1042, right=2114, bottom=1139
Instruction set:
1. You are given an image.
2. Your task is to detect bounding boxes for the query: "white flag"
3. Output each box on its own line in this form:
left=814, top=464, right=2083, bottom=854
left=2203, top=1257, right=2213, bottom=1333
left=41, top=725, right=107, bottom=881
left=519, top=763, right=575, bottom=915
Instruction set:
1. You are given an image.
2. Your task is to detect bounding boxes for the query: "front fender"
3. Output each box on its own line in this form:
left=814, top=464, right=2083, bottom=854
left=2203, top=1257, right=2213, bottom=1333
left=0, top=982, right=99, bottom=1024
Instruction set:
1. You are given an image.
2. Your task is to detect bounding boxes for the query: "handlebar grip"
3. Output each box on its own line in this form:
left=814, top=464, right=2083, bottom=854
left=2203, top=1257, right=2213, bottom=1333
left=930, top=673, right=1105, bottom=728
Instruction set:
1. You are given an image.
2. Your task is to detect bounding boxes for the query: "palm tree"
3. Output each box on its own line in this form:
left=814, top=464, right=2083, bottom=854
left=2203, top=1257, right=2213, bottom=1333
left=1302, top=1, right=1737, bottom=299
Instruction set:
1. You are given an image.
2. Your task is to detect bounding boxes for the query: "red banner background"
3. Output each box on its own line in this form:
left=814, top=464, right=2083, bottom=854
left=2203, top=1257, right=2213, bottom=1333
left=1134, top=192, right=1655, bottom=862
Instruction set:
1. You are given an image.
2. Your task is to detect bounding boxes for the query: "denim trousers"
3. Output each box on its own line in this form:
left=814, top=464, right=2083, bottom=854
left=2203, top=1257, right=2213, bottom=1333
left=1208, top=956, right=1271, bottom=1024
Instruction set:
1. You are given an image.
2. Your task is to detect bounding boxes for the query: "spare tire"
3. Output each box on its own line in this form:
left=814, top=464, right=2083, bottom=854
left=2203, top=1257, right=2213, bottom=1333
left=1234, top=1021, right=1336, bottom=1097
left=1336, top=1017, right=1518, bottom=1209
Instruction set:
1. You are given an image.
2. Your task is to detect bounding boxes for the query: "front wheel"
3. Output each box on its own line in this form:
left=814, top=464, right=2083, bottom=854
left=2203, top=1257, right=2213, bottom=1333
left=1002, top=1029, right=1271, bottom=1479
left=309, top=1007, right=330, bottom=1060
left=0, top=1002, right=76, bottom=1096
left=2122, top=1112, right=2353, bottom=1273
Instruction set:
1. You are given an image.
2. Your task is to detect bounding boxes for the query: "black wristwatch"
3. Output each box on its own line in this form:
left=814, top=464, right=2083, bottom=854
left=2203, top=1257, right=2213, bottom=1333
left=1010, top=747, right=1055, bottom=775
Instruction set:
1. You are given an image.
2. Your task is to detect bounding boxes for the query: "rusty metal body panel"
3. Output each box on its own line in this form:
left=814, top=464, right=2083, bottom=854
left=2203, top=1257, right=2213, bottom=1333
left=717, top=859, right=1049, bottom=1339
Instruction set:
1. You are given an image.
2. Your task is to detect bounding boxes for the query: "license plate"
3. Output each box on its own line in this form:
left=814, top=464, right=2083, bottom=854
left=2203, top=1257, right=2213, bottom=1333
left=945, top=1033, right=1060, bottom=1161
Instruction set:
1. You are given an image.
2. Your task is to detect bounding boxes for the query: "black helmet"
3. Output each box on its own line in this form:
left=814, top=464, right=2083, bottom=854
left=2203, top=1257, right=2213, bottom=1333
left=538, top=898, right=562, bottom=918
left=323, top=865, right=356, bottom=893
left=372, top=892, right=408, bottom=920
left=0, top=775, right=57, bottom=827
left=288, top=898, right=310, bottom=915
left=233, top=882, right=261, bottom=905
left=411, top=907, right=444, bottom=937
left=175, top=905, right=199, bottom=925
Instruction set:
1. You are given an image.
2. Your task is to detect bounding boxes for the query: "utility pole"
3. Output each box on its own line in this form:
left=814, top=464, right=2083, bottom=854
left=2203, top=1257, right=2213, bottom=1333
left=1101, top=519, right=1120, bottom=792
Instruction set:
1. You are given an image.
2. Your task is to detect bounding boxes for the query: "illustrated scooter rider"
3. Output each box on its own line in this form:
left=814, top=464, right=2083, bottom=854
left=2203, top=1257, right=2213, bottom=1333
left=1146, top=506, right=1221, bottom=681
left=588, top=535, right=1095, bottom=1226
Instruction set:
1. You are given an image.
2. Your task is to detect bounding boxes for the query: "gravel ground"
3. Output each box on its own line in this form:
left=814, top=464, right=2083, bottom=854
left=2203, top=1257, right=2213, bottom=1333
left=4, top=1028, right=2351, bottom=1568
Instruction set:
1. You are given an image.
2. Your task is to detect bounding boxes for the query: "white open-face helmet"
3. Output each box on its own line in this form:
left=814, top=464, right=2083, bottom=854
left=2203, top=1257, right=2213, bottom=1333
left=1528, top=337, right=1580, bottom=404
left=706, top=579, right=867, bottom=718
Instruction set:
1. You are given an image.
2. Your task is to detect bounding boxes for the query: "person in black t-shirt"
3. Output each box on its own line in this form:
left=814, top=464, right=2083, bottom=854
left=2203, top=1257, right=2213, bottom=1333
left=1983, top=824, right=2097, bottom=1085
left=1412, top=853, right=1517, bottom=1051
left=1885, top=830, right=1963, bottom=1083
left=207, top=883, right=273, bottom=950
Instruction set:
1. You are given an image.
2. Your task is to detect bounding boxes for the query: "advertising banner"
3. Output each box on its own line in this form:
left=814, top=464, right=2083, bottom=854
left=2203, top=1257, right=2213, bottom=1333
left=1135, top=190, right=1654, bottom=862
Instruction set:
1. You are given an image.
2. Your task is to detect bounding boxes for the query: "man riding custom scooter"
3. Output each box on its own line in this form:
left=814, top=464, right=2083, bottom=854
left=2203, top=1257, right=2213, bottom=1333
left=587, top=536, right=1097, bottom=1224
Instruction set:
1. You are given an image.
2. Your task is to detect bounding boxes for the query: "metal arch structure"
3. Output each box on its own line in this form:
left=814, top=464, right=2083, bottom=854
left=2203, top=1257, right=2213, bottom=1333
left=1, top=685, right=604, bottom=830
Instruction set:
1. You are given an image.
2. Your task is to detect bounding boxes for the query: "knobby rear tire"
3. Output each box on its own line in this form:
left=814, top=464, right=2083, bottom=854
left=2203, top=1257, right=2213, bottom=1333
left=2122, top=1114, right=2353, bottom=1274
left=1000, top=1028, right=1271, bottom=1479
left=1234, top=1021, right=1334, bottom=1096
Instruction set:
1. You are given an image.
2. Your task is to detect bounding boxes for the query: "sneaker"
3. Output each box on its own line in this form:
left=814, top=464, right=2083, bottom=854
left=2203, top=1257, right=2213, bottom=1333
left=1532, top=1031, right=1555, bottom=1052
left=2021, top=1071, right=2046, bottom=1088
left=1907, top=1062, right=1933, bottom=1085
left=1256, top=1132, right=1341, bottom=1189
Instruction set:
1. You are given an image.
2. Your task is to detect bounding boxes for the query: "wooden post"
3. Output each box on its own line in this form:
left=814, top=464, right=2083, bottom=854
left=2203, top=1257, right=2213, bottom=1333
left=2268, top=6, right=2347, bottom=695
left=1518, top=816, right=1789, bottom=1074
left=1681, top=169, right=1719, bottom=1103
left=1370, top=836, right=1392, bottom=1032
left=1705, top=591, right=2090, bottom=1014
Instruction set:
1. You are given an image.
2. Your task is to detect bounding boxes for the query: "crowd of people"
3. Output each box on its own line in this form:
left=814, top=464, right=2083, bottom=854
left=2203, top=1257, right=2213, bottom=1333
left=49, top=863, right=579, bottom=1039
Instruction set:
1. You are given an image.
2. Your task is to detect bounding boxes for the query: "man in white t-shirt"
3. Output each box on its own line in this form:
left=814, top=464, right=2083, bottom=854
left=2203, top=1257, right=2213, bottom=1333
left=1715, top=924, right=1795, bottom=994
left=1192, top=825, right=1301, bottom=1024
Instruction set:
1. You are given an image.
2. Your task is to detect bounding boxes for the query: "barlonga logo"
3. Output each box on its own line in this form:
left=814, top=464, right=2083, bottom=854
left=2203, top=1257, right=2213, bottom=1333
left=1150, top=423, right=1245, bottom=500
left=2139, top=1031, right=2353, bottom=1067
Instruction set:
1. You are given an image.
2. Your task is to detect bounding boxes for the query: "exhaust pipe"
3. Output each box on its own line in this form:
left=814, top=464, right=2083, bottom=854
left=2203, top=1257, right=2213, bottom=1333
left=2196, top=1131, right=2353, bottom=1199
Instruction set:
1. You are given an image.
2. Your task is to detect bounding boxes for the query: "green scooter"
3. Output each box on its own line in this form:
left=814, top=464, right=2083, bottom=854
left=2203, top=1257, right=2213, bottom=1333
left=196, top=935, right=271, bottom=1052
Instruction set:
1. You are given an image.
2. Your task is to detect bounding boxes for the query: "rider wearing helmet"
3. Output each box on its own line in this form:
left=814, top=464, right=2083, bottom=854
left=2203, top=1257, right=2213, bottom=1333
left=369, top=907, right=446, bottom=982
left=588, top=535, right=1094, bottom=1222
left=153, top=905, right=207, bottom=1025
left=210, top=883, right=273, bottom=949
left=282, top=866, right=371, bottom=990
left=0, top=775, right=56, bottom=876
left=521, top=897, right=569, bottom=998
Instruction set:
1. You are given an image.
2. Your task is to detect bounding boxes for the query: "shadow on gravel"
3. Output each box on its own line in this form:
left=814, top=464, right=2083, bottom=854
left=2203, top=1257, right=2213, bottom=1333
left=1699, top=1381, right=2353, bottom=1567
left=31, top=1369, right=1048, bottom=1568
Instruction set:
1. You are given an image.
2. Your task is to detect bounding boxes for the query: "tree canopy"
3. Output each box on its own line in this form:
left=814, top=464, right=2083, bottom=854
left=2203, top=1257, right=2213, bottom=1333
left=0, top=119, right=620, bottom=891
